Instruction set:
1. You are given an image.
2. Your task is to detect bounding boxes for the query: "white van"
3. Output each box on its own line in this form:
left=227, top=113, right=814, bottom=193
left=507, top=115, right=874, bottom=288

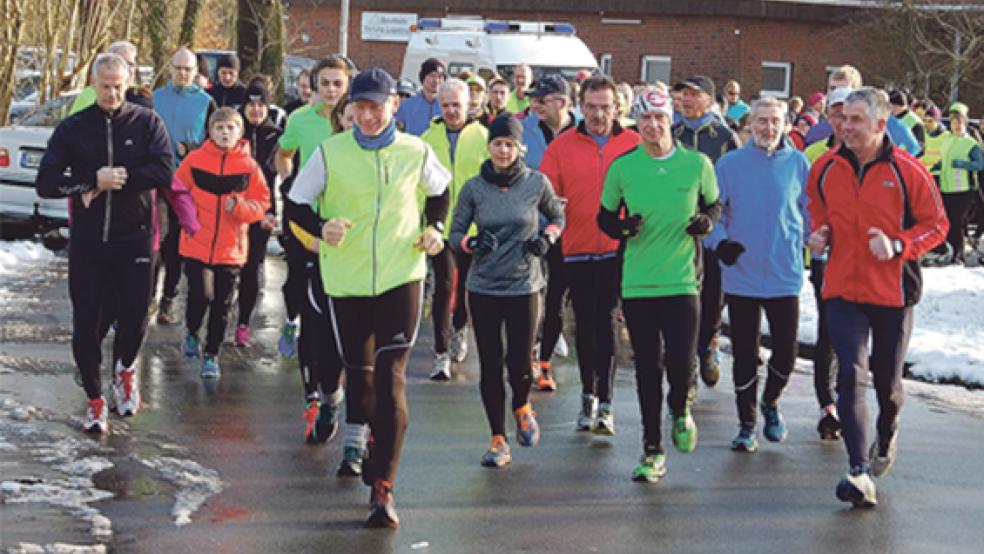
left=400, top=18, right=597, bottom=84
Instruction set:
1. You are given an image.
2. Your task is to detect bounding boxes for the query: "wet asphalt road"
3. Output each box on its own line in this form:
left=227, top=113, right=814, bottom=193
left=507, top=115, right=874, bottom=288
left=2, top=253, right=984, bottom=553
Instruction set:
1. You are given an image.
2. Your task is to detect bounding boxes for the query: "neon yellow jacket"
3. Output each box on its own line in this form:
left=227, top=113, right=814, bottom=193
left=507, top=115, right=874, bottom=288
left=420, top=119, right=488, bottom=237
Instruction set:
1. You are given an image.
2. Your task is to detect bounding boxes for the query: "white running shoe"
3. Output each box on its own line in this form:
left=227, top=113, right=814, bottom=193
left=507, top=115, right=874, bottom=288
left=430, top=352, right=452, bottom=381
left=577, top=394, right=598, bottom=431
left=593, top=402, right=615, bottom=435
left=112, top=360, right=141, bottom=417
left=554, top=334, right=569, bottom=358
left=82, top=396, right=109, bottom=433
left=448, top=327, right=469, bottom=363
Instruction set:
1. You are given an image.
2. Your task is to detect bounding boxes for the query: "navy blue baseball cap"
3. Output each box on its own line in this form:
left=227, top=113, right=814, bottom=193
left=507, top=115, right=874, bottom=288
left=528, top=74, right=570, bottom=98
left=350, top=68, right=397, bottom=104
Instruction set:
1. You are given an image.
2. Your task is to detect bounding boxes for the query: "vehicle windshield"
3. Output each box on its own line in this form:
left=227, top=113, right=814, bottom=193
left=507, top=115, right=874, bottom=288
left=19, top=94, right=78, bottom=127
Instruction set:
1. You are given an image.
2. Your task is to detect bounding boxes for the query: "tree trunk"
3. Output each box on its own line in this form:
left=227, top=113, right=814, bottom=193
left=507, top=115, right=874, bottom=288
left=178, top=0, right=204, bottom=48
left=238, top=0, right=285, bottom=101
left=0, top=0, right=28, bottom=126
left=147, top=0, right=170, bottom=89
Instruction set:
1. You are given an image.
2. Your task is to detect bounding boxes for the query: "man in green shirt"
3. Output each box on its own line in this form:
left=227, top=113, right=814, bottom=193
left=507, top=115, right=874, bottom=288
left=598, top=87, right=720, bottom=483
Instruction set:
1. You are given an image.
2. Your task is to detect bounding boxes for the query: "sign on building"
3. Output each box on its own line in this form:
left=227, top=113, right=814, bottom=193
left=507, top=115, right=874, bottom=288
left=361, top=12, right=418, bottom=42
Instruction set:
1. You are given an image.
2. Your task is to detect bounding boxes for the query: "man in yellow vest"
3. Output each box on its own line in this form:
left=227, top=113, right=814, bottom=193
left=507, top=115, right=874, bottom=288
left=919, top=104, right=949, bottom=186
left=932, top=102, right=984, bottom=265
left=421, top=79, right=489, bottom=378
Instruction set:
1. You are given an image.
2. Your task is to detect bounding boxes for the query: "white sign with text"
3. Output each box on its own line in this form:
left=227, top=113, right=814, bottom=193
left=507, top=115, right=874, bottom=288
left=361, top=12, right=418, bottom=42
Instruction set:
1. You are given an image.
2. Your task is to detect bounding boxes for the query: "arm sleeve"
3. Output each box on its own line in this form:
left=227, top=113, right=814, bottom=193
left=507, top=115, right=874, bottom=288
left=699, top=155, right=722, bottom=222
left=285, top=146, right=328, bottom=237
left=448, top=182, right=475, bottom=253
left=707, top=160, right=730, bottom=250
left=230, top=168, right=271, bottom=224
left=35, top=120, right=95, bottom=198
left=278, top=113, right=301, bottom=151
left=538, top=175, right=565, bottom=237
left=162, top=169, right=200, bottom=234
left=797, top=158, right=812, bottom=245
left=420, top=144, right=451, bottom=226
left=123, top=113, right=175, bottom=192
left=954, top=145, right=984, bottom=172
left=888, top=117, right=922, bottom=156
left=597, top=163, right=624, bottom=240
left=897, top=161, right=949, bottom=260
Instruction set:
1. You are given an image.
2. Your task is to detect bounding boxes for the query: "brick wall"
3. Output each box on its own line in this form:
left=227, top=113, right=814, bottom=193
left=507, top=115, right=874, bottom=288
left=285, top=4, right=871, bottom=101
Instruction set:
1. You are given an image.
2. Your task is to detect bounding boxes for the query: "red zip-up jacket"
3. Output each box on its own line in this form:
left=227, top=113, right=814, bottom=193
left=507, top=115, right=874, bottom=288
left=539, top=121, right=640, bottom=260
left=807, top=137, right=948, bottom=307
left=171, top=139, right=270, bottom=267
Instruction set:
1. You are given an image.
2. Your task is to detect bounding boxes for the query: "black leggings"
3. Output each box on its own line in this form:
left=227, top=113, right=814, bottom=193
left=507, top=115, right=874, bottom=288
left=566, top=258, right=619, bottom=401
left=70, top=237, right=154, bottom=400
left=281, top=226, right=311, bottom=322
left=809, top=259, right=837, bottom=408
left=158, top=205, right=183, bottom=302
left=623, top=295, right=698, bottom=452
left=941, top=190, right=975, bottom=262
left=469, top=292, right=538, bottom=437
left=328, top=281, right=422, bottom=484
left=726, top=294, right=799, bottom=427
left=538, top=239, right=568, bottom=364
left=698, top=247, right=724, bottom=353
left=430, top=247, right=471, bottom=353
left=298, top=262, right=344, bottom=401
left=184, top=259, right=241, bottom=356
left=237, top=222, right=271, bottom=326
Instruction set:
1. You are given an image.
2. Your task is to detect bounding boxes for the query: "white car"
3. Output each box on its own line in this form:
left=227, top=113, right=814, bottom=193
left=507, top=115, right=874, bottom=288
left=0, top=91, right=78, bottom=230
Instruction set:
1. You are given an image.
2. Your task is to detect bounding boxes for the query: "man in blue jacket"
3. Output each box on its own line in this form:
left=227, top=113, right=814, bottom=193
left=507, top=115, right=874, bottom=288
left=36, top=53, right=174, bottom=432
left=394, top=57, right=445, bottom=136
left=707, top=96, right=810, bottom=453
left=152, top=47, right=216, bottom=324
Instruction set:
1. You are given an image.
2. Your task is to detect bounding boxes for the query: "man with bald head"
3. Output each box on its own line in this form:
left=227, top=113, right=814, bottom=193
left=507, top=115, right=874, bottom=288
left=153, top=47, right=216, bottom=324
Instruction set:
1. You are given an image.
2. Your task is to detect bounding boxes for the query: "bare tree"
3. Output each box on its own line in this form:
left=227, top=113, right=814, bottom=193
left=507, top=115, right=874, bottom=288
left=178, top=0, right=205, bottom=49
left=0, top=0, right=29, bottom=125
left=237, top=0, right=285, bottom=98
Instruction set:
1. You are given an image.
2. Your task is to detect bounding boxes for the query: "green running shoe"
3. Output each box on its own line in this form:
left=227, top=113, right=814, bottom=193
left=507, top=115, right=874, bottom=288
left=672, top=411, right=698, bottom=453
left=632, top=452, right=667, bottom=483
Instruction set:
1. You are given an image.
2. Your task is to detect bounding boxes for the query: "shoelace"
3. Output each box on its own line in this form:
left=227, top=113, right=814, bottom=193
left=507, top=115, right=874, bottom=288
left=119, top=370, right=134, bottom=402
left=302, top=402, right=320, bottom=438
left=89, top=398, right=105, bottom=419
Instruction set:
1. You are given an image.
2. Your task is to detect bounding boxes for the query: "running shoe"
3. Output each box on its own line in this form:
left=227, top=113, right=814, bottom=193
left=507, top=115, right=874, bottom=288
left=699, top=337, right=721, bottom=387
left=200, top=355, right=220, bottom=379
left=430, top=352, right=451, bottom=381
left=235, top=324, right=251, bottom=347
left=592, top=402, right=615, bottom=436
left=481, top=435, right=512, bottom=468
left=156, top=297, right=176, bottom=325
left=82, top=396, right=108, bottom=433
left=577, top=394, right=598, bottom=431
left=367, top=479, right=399, bottom=529
left=817, top=404, right=842, bottom=441
left=553, top=334, right=569, bottom=357
left=836, top=465, right=877, bottom=508
left=632, top=451, right=667, bottom=483
left=535, top=361, right=557, bottom=391
left=278, top=321, right=299, bottom=358
left=514, top=403, right=540, bottom=447
left=448, top=327, right=469, bottom=363
left=672, top=411, right=697, bottom=453
left=761, top=401, right=788, bottom=442
left=731, top=426, right=759, bottom=453
left=302, top=400, right=322, bottom=443
left=338, top=446, right=365, bottom=477
left=112, top=360, right=140, bottom=417
left=182, top=331, right=201, bottom=359
left=316, top=392, right=342, bottom=443
left=869, top=430, right=899, bottom=478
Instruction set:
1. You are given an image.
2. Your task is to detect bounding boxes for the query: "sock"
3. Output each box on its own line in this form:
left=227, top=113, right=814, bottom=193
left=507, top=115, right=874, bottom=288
left=344, top=423, right=370, bottom=451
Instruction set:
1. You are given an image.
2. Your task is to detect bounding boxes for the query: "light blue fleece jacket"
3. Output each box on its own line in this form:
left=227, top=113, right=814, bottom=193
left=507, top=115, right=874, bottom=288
left=152, top=82, right=213, bottom=163
left=708, top=141, right=810, bottom=298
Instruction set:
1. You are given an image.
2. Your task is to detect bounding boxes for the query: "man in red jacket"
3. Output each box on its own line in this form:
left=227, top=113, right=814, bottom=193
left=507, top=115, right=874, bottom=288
left=806, top=87, right=947, bottom=509
left=540, top=76, right=641, bottom=436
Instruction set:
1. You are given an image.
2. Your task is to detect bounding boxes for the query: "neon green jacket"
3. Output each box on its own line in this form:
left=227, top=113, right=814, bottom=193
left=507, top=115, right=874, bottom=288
left=421, top=119, right=488, bottom=237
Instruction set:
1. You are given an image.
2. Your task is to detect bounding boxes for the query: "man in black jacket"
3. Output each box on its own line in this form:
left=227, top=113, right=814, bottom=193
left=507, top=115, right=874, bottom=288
left=35, top=53, right=174, bottom=433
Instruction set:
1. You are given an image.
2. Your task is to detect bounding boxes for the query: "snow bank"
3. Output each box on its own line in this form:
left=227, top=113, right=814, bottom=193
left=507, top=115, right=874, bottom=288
left=0, top=241, right=54, bottom=277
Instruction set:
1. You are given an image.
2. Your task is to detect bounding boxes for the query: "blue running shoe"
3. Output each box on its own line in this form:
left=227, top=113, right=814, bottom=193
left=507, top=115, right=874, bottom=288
left=278, top=321, right=299, bottom=358
left=514, top=404, right=540, bottom=447
left=183, top=332, right=200, bottom=359
left=761, top=401, right=788, bottom=442
left=731, top=426, right=759, bottom=453
left=201, top=355, right=220, bottom=379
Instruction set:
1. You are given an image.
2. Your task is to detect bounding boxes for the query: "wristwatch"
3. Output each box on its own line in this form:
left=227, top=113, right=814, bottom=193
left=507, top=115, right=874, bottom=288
left=431, top=220, right=445, bottom=233
left=892, top=239, right=905, bottom=257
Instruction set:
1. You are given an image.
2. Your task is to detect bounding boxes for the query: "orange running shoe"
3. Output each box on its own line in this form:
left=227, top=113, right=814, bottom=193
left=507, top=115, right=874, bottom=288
left=535, top=361, right=557, bottom=391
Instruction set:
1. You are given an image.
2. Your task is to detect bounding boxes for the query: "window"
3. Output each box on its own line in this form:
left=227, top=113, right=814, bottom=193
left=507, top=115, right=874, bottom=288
left=761, top=61, right=792, bottom=97
left=640, top=55, right=671, bottom=85
left=599, top=54, right=612, bottom=76
left=448, top=62, right=475, bottom=77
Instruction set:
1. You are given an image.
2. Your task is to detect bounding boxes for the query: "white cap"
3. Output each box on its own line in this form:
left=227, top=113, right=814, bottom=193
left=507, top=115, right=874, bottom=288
left=828, top=87, right=854, bottom=108
left=633, top=87, right=674, bottom=119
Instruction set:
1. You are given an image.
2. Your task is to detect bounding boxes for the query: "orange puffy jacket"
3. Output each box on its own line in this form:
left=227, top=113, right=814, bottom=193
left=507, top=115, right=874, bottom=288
left=172, top=139, right=270, bottom=266
left=807, top=138, right=948, bottom=307
left=539, top=121, right=640, bottom=259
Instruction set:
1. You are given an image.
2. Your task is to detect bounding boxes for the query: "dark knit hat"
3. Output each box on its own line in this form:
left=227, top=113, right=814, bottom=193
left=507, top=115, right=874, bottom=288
left=487, top=114, right=523, bottom=144
left=418, top=57, right=446, bottom=83
left=217, top=53, right=241, bottom=72
left=888, top=89, right=908, bottom=107
left=244, top=81, right=271, bottom=106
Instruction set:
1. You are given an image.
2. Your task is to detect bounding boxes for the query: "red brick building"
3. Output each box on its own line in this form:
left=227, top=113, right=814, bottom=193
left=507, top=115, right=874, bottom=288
left=286, top=0, right=880, bottom=100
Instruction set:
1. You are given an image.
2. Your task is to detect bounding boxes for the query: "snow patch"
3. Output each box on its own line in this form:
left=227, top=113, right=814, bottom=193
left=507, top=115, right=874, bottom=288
left=1, top=478, right=113, bottom=537
left=0, top=241, right=55, bottom=277
left=5, top=543, right=107, bottom=554
left=135, top=456, right=224, bottom=526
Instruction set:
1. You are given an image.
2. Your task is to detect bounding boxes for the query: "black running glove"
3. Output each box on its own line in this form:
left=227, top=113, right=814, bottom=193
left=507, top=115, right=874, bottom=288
left=685, top=214, right=713, bottom=236
left=524, top=234, right=554, bottom=257
left=467, top=229, right=499, bottom=256
left=716, top=240, right=746, bottom=266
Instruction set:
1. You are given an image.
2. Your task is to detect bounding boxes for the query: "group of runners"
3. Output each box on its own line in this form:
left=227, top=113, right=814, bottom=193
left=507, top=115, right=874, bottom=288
left=37, top=41, right=953, bottom=528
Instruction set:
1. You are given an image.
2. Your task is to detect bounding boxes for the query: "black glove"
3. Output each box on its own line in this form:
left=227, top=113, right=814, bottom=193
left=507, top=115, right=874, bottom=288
left=716, top=240, right=746, bottom=266
left=467, top=229, right=498, bottom=256
left=621, top=214, right=643, bottom=238
left=685, top=214, right=713, bottom=236
left=524, top=234, right=554, bottom=257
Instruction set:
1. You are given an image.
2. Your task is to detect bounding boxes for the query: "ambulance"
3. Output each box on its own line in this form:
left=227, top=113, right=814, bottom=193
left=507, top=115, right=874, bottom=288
left=399, top=17, right=598, bottom=84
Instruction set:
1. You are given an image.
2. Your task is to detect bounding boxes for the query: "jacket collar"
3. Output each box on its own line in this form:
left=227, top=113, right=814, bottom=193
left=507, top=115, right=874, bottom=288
left=835, top=134, right=895, bottom=175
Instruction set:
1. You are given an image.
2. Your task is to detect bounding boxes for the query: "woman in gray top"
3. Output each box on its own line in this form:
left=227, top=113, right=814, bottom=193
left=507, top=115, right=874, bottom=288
left=450, top=114, right=565, bottom=468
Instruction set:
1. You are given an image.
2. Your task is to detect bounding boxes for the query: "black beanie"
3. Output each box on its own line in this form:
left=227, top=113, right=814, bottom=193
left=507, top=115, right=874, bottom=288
left=888, top=89, right=908, bottom=107
left=244, top=82, right=271, bottom=106
left=217, top=53, right=241, bottom=72
left=488, top=114, right=523, bottom=144
left=418, top=57, right=446, bottom=83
